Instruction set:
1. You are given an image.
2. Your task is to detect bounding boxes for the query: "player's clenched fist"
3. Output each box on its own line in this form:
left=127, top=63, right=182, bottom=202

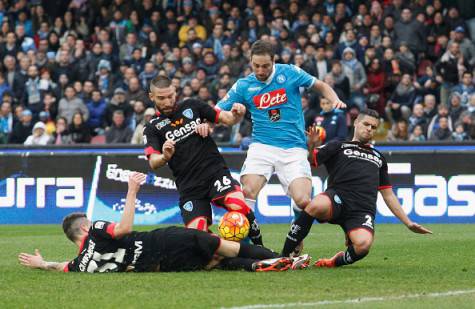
left=231, top=103, right=246, bottom=118
left=162, top=139, right=176, bottom=161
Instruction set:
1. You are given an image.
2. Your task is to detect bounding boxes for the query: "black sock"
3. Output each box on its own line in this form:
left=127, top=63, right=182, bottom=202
left=281, top=210, right=315, bottom=257
left=335, top=246, right=368, bottom=266
left=219, top=257, right=256, bottom=271
left=238, top=243, right=279, bottom=260
left=246, top=211, right=263, bottom=246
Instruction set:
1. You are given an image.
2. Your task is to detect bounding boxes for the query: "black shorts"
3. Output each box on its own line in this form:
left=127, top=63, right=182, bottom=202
left=157, top=227, right=221, bottom=272
left=179, top=169, right=242, bottom=226
left=320, top=188, right=375, bottom=235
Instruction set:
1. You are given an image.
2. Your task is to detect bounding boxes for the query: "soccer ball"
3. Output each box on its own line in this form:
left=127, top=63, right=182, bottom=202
left=218, top=211, right=250, bottom=242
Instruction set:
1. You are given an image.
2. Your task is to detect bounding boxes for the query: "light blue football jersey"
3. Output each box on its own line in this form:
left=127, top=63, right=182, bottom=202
left=217, top=64, right=316, bottom=149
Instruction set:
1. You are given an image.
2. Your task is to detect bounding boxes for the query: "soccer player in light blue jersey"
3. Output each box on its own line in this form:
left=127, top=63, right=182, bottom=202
left=217, top=40, right=346, bottom=251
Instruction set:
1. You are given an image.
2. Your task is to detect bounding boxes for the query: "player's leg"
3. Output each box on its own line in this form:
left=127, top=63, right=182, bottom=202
left=315, top=214, right=375, bottom=268
left=240, top=143, right=275, bottom=211
left=216, top=238, right=291, bottom=272
left=211, top=170, right=264, bottom=245
left=281, top=192, right=334, bottom=257
left=179, top=199, right=213, bottom=232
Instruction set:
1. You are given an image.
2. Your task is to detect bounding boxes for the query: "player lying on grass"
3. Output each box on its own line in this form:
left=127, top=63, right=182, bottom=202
left=281, top=109, right=432, bottom=267
left=19, top=172, right=309, bottom=273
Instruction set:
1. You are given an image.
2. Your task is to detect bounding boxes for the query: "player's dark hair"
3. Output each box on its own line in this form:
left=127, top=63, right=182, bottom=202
left=357, top=109, right=380, bottom=120
left=62, top=212, right=88, bottom=242
left=149, top=75, right=171, bottom=92
left=250, top=40, right=275, bottom=59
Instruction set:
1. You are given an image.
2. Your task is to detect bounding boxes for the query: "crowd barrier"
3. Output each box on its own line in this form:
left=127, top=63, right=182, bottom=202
left=1, top=144, right=474, bottom=224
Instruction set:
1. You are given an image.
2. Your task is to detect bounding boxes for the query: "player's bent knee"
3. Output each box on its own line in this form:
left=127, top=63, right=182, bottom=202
left=305, top=197, right=332, bottom=221
left=186, top=217, right=209, bottom=232
left=293, top=195, right=311, bottom=209
left=352, top=239, right=373, bottom=255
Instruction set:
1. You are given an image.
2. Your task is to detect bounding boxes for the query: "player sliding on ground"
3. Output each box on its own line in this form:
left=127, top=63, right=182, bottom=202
left=19, top=172, right=310, bottom=273
left=280, top=109, right=432, bottom=267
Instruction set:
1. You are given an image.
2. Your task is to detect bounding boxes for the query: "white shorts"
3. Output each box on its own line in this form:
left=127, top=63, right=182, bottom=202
left=240, top=143, right=312, bottom=194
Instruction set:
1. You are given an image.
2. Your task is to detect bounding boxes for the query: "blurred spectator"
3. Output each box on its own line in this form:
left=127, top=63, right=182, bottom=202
left=58, top=86, right=89, bottom=123
left=449, top=26, right=475, bottom=67
left=131, top=107, right=155, bottom=145
left=106, top=110, right=133, bottom=143
left=436, top=41, right=467, bottom=105
left=126, top=77, right=148, bottom=104
left=448, top=93, right=466, bottom=124
left=313, top=98, right=348, bottom=143
left=52, top=117, right=72, bottom=145
left=24, top=121, right=51, bottom=145
left=409, top=124, right=426, bottom=141
left=408, top=103, right=428, bottom=134
left=394, top=8, right=426, bottom=54
left=0, top=101, right=13, bottom=143
left=327, top=61, right=350, bottom=101
left=452, top=122, right=469, bottom=141
left=364, top=58, right=385, bottom=116
left=423, top=94, right=438, bottom=119
left=427, top=104, right=453, bottom=139
left=386, top=74, right=415, bottom=121
left=387, top=119, right=409, bottom=142
left=69, top=112, right=91, bottom=144
left=451, top=71, right=475, bottom=106
left=430, top=116, right=452, bottom=140
left=105, top=88, right=132, bottom=127
left=86, top=90, right=107, bottom=135
left=129, top=100, right=146, bottom=130
left=341, top=47, right=367, bottom=110
left=9, top=109, right=33, bottom=144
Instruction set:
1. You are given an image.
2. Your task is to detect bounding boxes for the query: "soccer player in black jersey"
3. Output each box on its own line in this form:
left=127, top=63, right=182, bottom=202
left=143, top=76, right=264, bottom=245
left=281, top=109, right=432, bottom=267
left=18, top=172, right=300, bottom=273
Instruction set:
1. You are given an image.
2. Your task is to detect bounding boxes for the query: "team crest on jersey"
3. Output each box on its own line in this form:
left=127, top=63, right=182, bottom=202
left=268, top=109, right=281, bottom=122
left=334, top=194, right=342, bottom=204
left=276, top=74, right=286, bottom=84
left=182, top=108, right=193, bottom=119
left=183, top=201, right=193, bottom=212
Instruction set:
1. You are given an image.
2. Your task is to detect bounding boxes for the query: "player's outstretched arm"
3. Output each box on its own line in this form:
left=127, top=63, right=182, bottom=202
left=313, top=80, right=347, bottom=109
left=113, top=172, right=147, bottom=238
left=218, top=103, right=246, bottom=126
left=380, top=188, right=433, bottom=234
left=18, top=249, right=68, bottom=272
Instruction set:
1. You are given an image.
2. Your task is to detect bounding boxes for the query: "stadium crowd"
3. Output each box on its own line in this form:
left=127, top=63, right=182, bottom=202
left=0, top=0, right=474, bottom=146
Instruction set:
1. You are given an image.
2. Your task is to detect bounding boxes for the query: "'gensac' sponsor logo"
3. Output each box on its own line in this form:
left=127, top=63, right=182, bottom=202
left=253, top=88, right=288, bottom=109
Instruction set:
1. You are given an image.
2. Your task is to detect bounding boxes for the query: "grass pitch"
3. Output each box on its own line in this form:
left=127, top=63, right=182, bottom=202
left=1, top=224, right=474, bottom=308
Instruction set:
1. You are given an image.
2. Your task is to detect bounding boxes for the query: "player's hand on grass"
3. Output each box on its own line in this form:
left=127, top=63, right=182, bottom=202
left=333, top=100, right=346, bottom=110
left=162, top=139, right=175, bottom=161
left=231, top=103, right=246, bottom=118
left=18, top=249, right=44, bottom=269
left=195, top=123, right=211, bottom=138
left=407, top=222, right=432, bottom=234
left=128, top=172, right=147, bottom=192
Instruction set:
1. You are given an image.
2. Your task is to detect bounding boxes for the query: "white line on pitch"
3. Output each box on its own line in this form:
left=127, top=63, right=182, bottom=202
left=221, top=289, right=475, bottom=309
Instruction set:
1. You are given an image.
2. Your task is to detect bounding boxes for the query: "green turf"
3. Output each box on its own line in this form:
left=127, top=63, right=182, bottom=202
left=1, top=224, right=474, bottom=308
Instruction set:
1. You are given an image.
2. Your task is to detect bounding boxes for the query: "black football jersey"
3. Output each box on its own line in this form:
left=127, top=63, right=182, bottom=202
left=312, top=140, right=391, bottom=215
left=64, top=221, right=165, bottom=273
left=143, top=99, right=227, bottom=196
